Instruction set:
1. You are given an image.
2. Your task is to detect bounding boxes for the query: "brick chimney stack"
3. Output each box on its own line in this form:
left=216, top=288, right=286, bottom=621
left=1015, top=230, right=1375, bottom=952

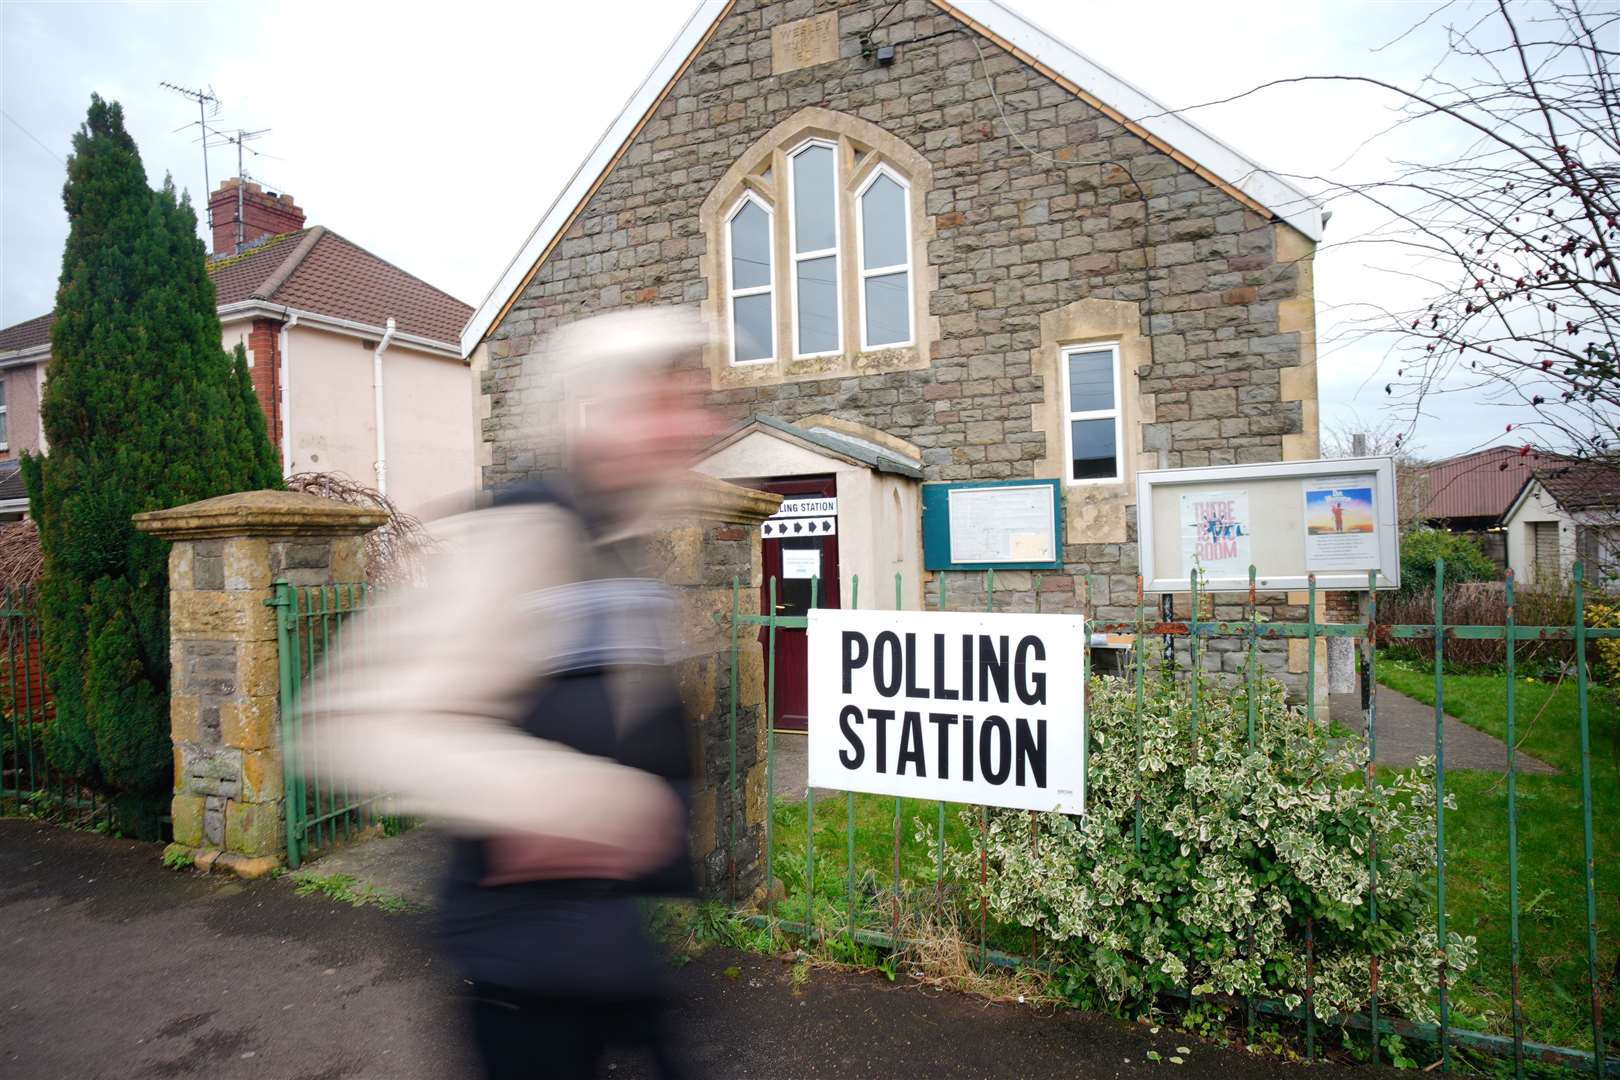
left=209, top=178, right=306, bottom=255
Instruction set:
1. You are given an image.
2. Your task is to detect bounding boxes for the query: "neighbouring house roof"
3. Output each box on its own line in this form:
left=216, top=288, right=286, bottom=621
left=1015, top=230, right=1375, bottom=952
left=459, top=0, right=1325, bottom=357
left=252, top=228, right=473, bottom=346
left=0, top=314, right=53, bottom=355
left=1529, top=460, right=1620, bottom=515
left=0, top=226, right=472, bottom=361
left=1414, top=446, right=1568, bottom=525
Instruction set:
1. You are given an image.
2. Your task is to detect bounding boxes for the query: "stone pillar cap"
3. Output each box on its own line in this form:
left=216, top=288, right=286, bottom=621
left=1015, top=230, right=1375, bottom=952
left=661, top=473, right=783, bottom=526
left=133, top=489, right=387, bottom=540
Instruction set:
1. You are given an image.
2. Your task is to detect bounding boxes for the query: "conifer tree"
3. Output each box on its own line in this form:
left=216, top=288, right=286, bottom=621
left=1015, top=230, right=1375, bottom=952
left=22, top=95, right=281, bottom=832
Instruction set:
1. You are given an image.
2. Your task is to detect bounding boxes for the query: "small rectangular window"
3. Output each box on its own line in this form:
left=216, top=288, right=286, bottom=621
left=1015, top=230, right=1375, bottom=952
left=0, top=379, right=9, bottom=449
left=1061, top=345, right=1121, bottom=484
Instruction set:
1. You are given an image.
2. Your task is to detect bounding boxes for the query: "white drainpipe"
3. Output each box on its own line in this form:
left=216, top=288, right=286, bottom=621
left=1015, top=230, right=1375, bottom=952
left=372, top=317, right=396, bottom=497
left=277, top=310, right=299, bottom=477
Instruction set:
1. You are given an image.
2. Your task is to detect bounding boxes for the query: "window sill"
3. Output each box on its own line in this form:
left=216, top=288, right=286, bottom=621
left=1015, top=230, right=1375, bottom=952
left=715, top=341, right=930, bottom=387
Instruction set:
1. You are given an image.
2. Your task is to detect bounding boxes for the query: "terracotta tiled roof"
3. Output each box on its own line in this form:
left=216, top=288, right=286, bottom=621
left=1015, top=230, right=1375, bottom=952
left=1415, top=445, right=1569, bottom=524
left=208, top=229, right=312, bottom=307
left=0, top=313, right=53, bottom=353
left=265, top=230, right=472, bottom=345
left=1532, top=460, right=1620, bottom=514
left=0, top=226, right=471, bottom=352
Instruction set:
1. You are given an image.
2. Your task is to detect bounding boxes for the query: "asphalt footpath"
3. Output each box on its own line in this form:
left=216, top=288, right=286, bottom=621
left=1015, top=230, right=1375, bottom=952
left=0, top=819, right=1372, bottom=1080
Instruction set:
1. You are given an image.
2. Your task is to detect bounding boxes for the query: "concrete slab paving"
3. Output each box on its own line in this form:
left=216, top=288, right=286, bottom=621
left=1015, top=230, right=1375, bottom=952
left=295, top=825, right=447, bottom=909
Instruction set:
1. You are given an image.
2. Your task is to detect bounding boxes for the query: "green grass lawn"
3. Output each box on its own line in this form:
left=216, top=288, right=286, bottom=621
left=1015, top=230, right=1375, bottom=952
left=1376, top=660, right=1619, bottom=1059
left=765, top=666, right=1618, bottom=1061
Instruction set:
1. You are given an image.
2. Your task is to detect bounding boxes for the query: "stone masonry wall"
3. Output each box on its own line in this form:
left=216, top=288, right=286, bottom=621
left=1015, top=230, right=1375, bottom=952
left=649, top=519, right=768, bottom=901
left=480, top=0, right=1320, bottom=686
left=137, top=489, right=385, bottom=875
left=643, top=478, right=780, bottom=902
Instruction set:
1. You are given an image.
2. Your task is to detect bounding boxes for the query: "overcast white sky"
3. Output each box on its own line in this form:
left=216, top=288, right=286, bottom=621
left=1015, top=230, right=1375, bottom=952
left=0, top=0, right=1557, bottom=456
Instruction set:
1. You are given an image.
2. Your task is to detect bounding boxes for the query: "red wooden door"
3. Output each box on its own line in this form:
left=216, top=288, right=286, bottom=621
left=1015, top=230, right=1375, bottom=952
left=758, top=476, right=839, bottom=732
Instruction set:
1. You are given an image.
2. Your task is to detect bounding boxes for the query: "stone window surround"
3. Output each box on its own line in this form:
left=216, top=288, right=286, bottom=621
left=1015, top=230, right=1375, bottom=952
left=700, top=107, right=939, bottom=390
left=1030, top=297, right=1156, bottom=547
left=1059, top=341, right=1125, bottom=487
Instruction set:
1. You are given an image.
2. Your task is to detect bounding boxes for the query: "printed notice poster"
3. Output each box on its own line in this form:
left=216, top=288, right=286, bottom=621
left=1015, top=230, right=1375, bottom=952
left=806, top=608, right=1086, bottom=813
left=947, top=485, right=1055, bottom=565
left=1179, top=490, right=1252, bottom=579
left=1303, top=478, right=1379, bottom=570
left=782, top=547, right=822, bottom=580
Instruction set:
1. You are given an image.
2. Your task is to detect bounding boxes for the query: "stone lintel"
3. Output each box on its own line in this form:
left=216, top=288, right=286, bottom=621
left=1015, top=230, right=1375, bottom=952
left=133, top=489, right=387, bottom=541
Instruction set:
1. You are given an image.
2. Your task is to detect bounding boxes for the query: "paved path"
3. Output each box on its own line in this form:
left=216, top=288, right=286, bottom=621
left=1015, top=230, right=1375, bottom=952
left=1329, top=685, right=1555, bottom=774
left=0, top=820, right=1372, bottom=1080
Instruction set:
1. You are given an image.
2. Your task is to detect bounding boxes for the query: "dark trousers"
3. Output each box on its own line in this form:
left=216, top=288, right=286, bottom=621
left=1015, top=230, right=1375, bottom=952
left=467, top=983, right=687, bottom=1080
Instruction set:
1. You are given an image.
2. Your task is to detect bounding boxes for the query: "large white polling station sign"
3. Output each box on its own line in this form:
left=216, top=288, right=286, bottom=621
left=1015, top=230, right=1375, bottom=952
left=806, top=609, right=1087, bottom=814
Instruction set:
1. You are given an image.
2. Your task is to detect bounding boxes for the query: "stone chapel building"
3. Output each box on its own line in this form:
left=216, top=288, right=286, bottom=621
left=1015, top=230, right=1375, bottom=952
left=461, top=0, right=1326, bottom=708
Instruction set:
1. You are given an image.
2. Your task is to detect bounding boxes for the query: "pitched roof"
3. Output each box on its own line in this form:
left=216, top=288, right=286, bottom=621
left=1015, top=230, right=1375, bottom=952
left=1415, top=445, right=1566, bottom=524
left=459, top=0, right=1324, bottom=356
left=0, top=313, right=53, bottom=354
left=208, top=229, right=313, bottom=307
left=1, top=226, right=471, bottom=356
left=744, top=415, right=924, bottom=478
left=264, top=230, right=472, bottom=345
left=1531, top=460, right=1620, bottom=514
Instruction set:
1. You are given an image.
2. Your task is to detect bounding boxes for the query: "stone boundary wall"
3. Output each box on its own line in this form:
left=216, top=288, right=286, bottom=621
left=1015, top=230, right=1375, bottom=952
left=134, top=490, right=384, bottom=877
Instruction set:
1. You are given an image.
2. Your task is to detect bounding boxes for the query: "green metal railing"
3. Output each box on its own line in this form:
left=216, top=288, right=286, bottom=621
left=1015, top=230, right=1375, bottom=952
left=0, top=585, right=100, bottom=820
left=270, top=582, right=382, bottom=869
left=726, top=560, right=1619, bottom=1076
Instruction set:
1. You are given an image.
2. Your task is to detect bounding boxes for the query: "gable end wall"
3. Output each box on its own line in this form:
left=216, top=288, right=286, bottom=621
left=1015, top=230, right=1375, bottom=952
left=481, top=0, right=1318, bottom=650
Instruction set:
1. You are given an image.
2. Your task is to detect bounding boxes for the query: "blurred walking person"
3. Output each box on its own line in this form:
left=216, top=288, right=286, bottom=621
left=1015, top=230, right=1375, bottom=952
left=308, top=307, right=718, bottom=1079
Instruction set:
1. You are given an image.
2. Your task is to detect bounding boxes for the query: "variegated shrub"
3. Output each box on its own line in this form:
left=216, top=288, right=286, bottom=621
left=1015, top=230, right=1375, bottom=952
left=935, top=674, right=1475, bottom=1023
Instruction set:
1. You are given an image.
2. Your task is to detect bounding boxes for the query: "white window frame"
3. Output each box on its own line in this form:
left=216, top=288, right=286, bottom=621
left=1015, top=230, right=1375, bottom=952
left=855, top=164, right=914, bottom=351
left=0, top=378, right=10, bottom=451
left=725, top=192, right=775, bottom=366
left=787, top=138, right=841, bottom=359
left=1059, top=343, right=1124, bottom=486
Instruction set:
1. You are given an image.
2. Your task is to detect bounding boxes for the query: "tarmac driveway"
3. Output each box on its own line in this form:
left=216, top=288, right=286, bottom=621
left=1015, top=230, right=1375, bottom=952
left=0, top=819, right=1374, bottom=1079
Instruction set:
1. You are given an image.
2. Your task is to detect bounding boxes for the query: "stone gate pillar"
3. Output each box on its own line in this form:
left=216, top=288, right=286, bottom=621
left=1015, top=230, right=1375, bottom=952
left=647, top=474, right=781, bottom=904
left=133, top=490, right=384, bottom=876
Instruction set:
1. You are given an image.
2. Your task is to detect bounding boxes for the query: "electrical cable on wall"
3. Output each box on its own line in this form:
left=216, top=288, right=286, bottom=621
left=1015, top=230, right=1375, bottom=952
left=863, top=21, right=1160, bottom=374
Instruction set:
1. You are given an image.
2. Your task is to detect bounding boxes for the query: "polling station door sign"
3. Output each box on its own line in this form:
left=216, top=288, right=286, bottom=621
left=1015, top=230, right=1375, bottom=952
left=806, top=609, right=1087, bottom=814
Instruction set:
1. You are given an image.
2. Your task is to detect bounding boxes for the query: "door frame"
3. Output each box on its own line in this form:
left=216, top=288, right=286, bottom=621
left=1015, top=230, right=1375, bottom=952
left=758, top=474, right=840, bottom=732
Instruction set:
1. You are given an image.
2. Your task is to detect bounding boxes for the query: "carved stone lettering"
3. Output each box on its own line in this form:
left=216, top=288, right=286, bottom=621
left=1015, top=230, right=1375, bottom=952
left=772, top=12, right=839, bottom=75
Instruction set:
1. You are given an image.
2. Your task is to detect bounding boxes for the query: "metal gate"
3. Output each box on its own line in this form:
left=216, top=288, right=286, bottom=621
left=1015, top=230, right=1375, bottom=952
left=270, top=582, right=380, bottom=868
left=0, top=586, right=100, bottom=820
left=726, top=562, right=1619, bottom=1076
